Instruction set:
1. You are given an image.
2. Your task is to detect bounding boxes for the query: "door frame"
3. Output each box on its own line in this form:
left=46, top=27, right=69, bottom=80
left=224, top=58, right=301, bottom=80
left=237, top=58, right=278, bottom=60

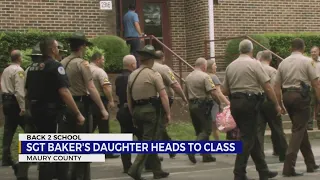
left=136, top=0, right=173, bottom=68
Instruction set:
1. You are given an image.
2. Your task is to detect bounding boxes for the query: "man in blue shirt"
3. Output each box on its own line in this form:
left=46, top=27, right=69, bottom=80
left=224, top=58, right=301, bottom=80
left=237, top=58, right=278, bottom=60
left=123, top=4, right=143, bottom=67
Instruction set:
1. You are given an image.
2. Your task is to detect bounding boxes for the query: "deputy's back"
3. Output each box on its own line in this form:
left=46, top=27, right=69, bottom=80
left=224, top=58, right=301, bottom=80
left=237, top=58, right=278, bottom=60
left=128, top=67, right=164, bottom=100
left=276, top=52, right=316, bottom=88
left=225, top=54, right=269, bottom=94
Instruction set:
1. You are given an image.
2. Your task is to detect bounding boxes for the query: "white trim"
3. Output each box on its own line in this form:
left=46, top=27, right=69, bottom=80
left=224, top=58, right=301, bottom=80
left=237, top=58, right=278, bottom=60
left=208, top=0, right=215, bottom=59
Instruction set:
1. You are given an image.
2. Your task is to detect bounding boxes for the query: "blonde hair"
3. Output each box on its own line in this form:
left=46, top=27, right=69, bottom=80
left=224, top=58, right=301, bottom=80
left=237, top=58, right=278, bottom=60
left=207, top=59, right=216, bottom=73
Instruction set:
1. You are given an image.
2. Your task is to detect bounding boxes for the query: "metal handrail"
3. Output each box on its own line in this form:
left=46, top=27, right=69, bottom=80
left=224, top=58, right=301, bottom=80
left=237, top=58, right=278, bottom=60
left=124, top=35, right=193, bottom=85
left=204, top=35, right=284, bottom=62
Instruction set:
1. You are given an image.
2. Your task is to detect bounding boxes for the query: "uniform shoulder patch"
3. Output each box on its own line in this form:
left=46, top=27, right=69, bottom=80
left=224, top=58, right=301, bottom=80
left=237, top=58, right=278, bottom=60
left=18, top=71, right=24, bottom=78
left=168, top=70, right=175, bottom=81
left=82, top=61, right=90, bottom=68
left=104, top=77, right=110, bottom=83
left=58, top=66, right=66, bottom=75
left=207, top=76, right=215, bottom=88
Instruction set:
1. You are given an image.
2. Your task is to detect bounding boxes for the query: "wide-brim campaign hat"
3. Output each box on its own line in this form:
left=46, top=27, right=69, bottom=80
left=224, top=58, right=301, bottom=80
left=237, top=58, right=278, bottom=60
left=27, top=42, right=42, bottom=56
left=136, top=45, right=158, bottom=60
left=58, top=41, right=68, bottom=53
left=66, top=32, right=93, bottom=46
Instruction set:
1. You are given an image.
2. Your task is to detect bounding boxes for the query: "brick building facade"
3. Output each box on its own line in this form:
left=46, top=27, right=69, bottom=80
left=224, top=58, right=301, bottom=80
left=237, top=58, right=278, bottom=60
left=1, top=0, right=320, bottom=72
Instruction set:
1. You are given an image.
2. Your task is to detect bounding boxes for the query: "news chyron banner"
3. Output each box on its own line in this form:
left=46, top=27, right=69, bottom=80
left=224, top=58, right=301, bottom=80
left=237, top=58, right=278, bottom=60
left=18, top=134, right=243, bottom=163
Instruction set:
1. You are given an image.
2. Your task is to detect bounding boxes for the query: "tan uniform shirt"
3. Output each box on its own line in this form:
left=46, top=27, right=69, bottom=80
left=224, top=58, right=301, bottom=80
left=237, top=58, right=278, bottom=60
left=61, top=54, right=92, bottom=96
left=315, top=57, right=320, bottom=75
left=0, top=64, right=25, bottom=110
left=275, top=52, right=319, bottom=88
left=261, top=63, right=277, bottom=87
left=90, top=63, right=111, bottom=96
left=223, top=54, right=270, bottom=94
left=152, top=62, right=177, bottom=97
left=127, top=66, right=165, bottom=100
left=185, top=69, right=216, bottom=99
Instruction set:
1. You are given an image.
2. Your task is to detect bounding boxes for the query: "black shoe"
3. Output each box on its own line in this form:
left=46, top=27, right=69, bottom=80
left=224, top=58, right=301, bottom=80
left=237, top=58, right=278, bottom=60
left=282, top=172, right=304, bottom=177
left=202, top=156, right=216, bottom=163
left=187, top=154, right=196, bottom=164
left=272, top=152, right=279, bottom=156
left=1, top=160, right=14, bottom=166
left=128, top=173, right=147, bottom=180
left=153, top=172, right=170, bottom=179
left=169, top=153, right=176, bottom=159
left=308, top=127, right=313, bottom=131
left=279, top=155, right=285, bottom=162
left=105, top=154, right=120, bottom=159
left=307, top=164, right=319, bottom=172
left=11, top=163, right=18, bottom=177
left=159, top=156, right=164, bottom=161
left=234, top=175, right=254, bottom=180
left=268, top=171, right=278, bottom=178
left=17, top=178, right=28, bottom=180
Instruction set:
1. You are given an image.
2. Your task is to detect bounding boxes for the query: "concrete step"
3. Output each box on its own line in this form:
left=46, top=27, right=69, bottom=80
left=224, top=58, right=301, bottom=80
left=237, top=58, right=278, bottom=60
left=264, top=129, right=320, bottom=143
left=266, top=120, right=318, bottom=130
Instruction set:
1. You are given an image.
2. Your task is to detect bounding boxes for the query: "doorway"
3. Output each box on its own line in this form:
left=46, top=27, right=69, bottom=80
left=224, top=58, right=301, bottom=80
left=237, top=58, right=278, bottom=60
left=136, top=0, right=172, bottom=67
left=118, top=0, right=172, bottom=67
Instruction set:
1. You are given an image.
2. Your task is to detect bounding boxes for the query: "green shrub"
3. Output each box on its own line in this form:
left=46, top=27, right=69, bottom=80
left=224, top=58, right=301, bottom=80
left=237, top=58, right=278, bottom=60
left=264, top=32, right=320, bottom=59
left=21, top=49, right=32, bottom=70
left=0, top=30, right=71, bottom=71
left=90, top=35, right=130, bottom=73
left=84, top=46, right=105, bottom=62
left=225, top=35, right=270, bottom=65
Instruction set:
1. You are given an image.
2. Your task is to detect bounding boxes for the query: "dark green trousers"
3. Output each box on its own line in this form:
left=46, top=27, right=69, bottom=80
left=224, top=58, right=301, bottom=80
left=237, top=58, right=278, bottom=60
left=62, top=100, right=92, bottom=180
left=90, top=98, right=109, bottom=133
left=257, top=101, right=288, bottom=160
left=230, top=94, right=269, bottom=178
left=189, top=103, right=212, bottom=141
left=128, top=104, right=163, bottom=177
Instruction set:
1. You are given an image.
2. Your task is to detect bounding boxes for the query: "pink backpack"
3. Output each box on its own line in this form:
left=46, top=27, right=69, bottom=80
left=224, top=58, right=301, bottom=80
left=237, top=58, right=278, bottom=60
left=216, top=105, right=237, bottom=133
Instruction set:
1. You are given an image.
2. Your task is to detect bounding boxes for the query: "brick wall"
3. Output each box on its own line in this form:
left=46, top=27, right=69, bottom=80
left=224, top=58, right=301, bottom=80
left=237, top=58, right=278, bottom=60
left=214, top=0, right=320, bottom=69
left=0, top=0, right=116, bottom=37
left=185, top=0, right=209, bottom=70
left=168, top=0, right=188, bottom=72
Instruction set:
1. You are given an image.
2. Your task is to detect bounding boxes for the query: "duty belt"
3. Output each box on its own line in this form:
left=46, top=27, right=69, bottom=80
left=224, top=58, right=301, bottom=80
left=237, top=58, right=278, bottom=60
left=133, top=97, right=159, bottom=106
left=73, top=95, right=90, bottom=102
left=30, top=100, right=65, bottom=109
left=230, top=92, right=262, bottom=99
left=2, top=93, right=15, bottom=101
left=282, top=87, right=301, bottom=93
left=189, top=98, right=212, bottom=104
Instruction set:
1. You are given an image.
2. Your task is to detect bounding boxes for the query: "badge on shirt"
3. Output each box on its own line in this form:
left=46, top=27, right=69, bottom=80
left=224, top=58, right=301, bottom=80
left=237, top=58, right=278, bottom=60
left=58, top=67, right=66, bottom=75
left=208, top=77, right=215, bottom=88
left=168, top=71, right=175, bottom=81
left=311, top=61, right=316, bottom=68
left=18, top=71, right=24, bottom=79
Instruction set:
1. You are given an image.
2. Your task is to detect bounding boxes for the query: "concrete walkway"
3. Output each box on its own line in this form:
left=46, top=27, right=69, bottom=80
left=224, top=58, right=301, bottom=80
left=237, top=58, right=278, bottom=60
left=1, top=141, right=320, bottom=180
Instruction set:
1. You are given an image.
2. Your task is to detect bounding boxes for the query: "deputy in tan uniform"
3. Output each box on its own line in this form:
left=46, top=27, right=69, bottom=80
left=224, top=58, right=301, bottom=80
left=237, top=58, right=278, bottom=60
left=222, top=40, right=281, bottom=180
left=61, top=32, right=109, bottom=180
left=150, top=50, right=187, bottom=159
left=308, top=46, right=320, bottom=130
left=256, top=50, right=288, bottom=162
left=1, top=50, right=25, bottom=166
left=127, top=45, right=170, bottom=180
left=89, top=52, right=119, bottom=159
left=274, top=38, right=320, bottom=177
left=184, top=58, right=221, bottom=164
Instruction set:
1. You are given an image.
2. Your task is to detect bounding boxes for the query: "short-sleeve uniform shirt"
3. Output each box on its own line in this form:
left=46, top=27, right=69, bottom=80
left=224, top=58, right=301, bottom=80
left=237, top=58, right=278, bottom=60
left=127, top=66, right=165, bottom=100
left=185, top=69, right=216, bottom=99
left=223, top=54, right=270, bottom=94
left=26, top=58, right=69, bottom=103
left=1, top=64, right=25, bottom=109
left=152, top=62, right=177, bottom=97
left=90, top=63, right=111, bottom=96
left=261, top=63, right=277, bottom=87
left=61, top=54, right=92, bottom=96
left=275, top=52, right=319, bottom=88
